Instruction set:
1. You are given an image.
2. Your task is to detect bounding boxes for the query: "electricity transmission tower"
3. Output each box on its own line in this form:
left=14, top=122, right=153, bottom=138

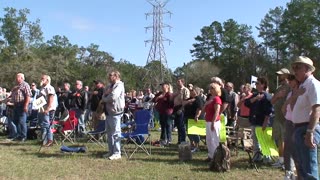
left=144, top=0, right=172, bottom=88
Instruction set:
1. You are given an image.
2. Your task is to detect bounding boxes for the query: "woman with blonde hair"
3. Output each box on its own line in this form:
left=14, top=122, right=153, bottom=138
left=204, top=83, right=222, bottom=161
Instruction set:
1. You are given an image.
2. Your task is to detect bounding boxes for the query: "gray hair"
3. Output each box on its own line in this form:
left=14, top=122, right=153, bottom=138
left=76, top=80, right=83, bottom=86
left=210, top=76, right=223, bottom=86
left=17, top=73, right=25, bottom=80
left=64, top=82, right=70, bottom=89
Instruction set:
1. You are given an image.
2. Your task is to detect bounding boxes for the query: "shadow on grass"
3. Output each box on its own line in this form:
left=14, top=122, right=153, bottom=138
left=0, top=141, right=32, bottom=146
left=26, top=149, right=91, bottom=158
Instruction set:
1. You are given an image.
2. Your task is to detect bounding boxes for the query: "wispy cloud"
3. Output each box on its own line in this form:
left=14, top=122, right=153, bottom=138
left=48, top=11, right=124, bottom=33
left=70, top=17, right=93, bottom=31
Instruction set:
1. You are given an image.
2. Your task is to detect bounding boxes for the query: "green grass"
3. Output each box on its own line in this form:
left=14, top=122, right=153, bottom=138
left=0, top=131, right=283, bottom=180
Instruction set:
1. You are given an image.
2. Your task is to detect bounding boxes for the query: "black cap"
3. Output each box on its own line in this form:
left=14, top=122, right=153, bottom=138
left=93, top=80, right=103, bottom=84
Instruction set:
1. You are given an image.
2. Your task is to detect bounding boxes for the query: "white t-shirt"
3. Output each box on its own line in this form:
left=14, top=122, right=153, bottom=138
left=285, top=91, right=293, bottom=121
left=292, top=75, right=320, bottom=124
left=40, top=84, right=57, bottom=111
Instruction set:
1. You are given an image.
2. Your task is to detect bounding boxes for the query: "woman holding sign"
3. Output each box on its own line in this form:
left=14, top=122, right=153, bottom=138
left=183, top=86, right=204, bottom=153
left=203, top=83, right=222, bottom=161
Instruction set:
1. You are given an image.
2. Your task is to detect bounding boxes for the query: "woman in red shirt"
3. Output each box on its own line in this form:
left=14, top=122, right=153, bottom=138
left=153, top=82, right=173, bottom=146
left=204, top=83, right=222, bottom=161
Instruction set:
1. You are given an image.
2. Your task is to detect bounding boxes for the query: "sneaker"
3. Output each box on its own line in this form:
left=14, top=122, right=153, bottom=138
left=284, top=170, right=295, bottom=180
left=191, top=147, right=199, bottom=153
left=108, top=154, right=121, bottom=160
left=160, top=140, right=167, bottom=147
left=6, top=137, right=16, bottom=141
left=13, top=137, right=26, bottom=143
left=103, top=152, right=113, bottom=158
left=173, top=127, right=178, bottom=132
left=272, top=160, right=284, bottom=168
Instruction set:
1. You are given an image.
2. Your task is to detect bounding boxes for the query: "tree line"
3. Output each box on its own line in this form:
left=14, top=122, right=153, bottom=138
left=0, top=0, right=319, bottom=92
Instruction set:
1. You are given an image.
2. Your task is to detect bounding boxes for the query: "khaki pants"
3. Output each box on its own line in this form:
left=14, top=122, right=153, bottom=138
left=237, top=116, right=251, bottom=128
left=237, top=116, right=251, bottom=140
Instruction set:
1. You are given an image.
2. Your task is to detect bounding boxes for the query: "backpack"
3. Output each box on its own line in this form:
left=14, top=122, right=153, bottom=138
left=209, top=143, right=231, bottom=172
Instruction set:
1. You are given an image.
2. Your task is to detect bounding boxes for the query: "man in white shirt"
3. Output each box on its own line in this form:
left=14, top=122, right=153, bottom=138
left=291, top=56, right=320, bottom=179
left=38, top=75, right=57, bottom=147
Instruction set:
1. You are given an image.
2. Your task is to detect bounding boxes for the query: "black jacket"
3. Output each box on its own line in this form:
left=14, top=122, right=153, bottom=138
left=71, top=89, right=88, bottom=111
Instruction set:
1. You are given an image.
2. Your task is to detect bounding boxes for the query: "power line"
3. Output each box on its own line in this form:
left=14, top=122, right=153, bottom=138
left=144, top=0, right=172, bottom=88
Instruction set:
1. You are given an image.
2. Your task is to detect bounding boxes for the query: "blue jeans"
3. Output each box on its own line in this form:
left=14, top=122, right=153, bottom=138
left=7, top=116, right=17, bottom=138
left=106, top=114, right=122, bottom=155
left=185, top=117, right=200, bottom=144
left=284, top=120, right=296, bottom=171
left=13, top=106, right=27, bottom=139
left=188, top=134, right=200, bottom=144
left=159, top=114, right=172, bottom=143
left=147, top=108, right=154, bottom=129
left=72, top=108, right=85, bottom=134
left=174, top=112, right=186, bottom=143
left=293, top=124, right=320, bottom=179
left=38, top=111, right=55, bottom=142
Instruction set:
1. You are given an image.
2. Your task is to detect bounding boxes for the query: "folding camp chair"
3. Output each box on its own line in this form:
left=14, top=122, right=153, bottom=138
left=226, top=126, right=241, bottom=156
left=27, top=117, right=41, bottom=140
left=121, top=109, right=152, bottom=159
left=86, top=120, right=106, bottom=147
left=0, top=115, right=8, bottom=134
left=53, top=110, right=79, bottom=144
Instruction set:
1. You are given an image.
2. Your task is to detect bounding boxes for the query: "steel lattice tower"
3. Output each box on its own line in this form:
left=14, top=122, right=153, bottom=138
left=144, top=0, right=172, bottom=88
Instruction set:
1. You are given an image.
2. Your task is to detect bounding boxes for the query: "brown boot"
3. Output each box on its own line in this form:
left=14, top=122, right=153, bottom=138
left=45, top=140, right=53, bottom=147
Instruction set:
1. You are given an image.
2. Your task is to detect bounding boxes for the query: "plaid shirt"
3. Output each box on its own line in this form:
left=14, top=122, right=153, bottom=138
left=11, top=81, right=32, bottom=105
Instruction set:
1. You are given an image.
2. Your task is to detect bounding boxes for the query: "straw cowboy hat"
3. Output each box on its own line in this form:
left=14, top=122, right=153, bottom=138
left=291, top=56, right=316, bottom=72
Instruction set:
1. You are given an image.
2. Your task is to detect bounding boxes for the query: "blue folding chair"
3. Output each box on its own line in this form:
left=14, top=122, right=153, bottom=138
left=86, top=120, right=106, bottom=148
left=121, top=109, right=152, bottom=159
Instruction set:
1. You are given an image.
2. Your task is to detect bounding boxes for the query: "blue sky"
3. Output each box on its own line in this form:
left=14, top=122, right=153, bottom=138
left=1, top=0, right=290, bottom=70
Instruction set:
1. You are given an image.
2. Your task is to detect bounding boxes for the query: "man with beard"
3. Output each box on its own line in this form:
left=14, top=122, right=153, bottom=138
left=38, top=75, right=57, bottom=147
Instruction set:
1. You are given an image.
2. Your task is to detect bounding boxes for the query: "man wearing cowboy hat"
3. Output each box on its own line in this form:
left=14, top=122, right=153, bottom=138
left=291, top=56, right=320, bottom=179
left=270, top=68, right=291, bottom=169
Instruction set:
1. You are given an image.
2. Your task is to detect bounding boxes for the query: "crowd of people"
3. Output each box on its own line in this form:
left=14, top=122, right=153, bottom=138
left=0, top=56, right=319, bottom=179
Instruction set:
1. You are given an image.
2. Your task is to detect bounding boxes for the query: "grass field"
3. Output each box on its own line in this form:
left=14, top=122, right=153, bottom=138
left=0, top=130, right=284, bottom=180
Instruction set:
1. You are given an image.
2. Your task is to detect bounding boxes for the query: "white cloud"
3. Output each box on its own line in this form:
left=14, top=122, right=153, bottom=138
left=48, top=11, right=124, bottom=34
left=70, top=17, right=93, bottom=31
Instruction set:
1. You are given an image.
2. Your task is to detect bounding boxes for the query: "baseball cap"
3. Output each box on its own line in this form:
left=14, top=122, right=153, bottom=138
left=93, top=80, right=103, bottom=84
left=276, top=68, right=290, bottom=75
